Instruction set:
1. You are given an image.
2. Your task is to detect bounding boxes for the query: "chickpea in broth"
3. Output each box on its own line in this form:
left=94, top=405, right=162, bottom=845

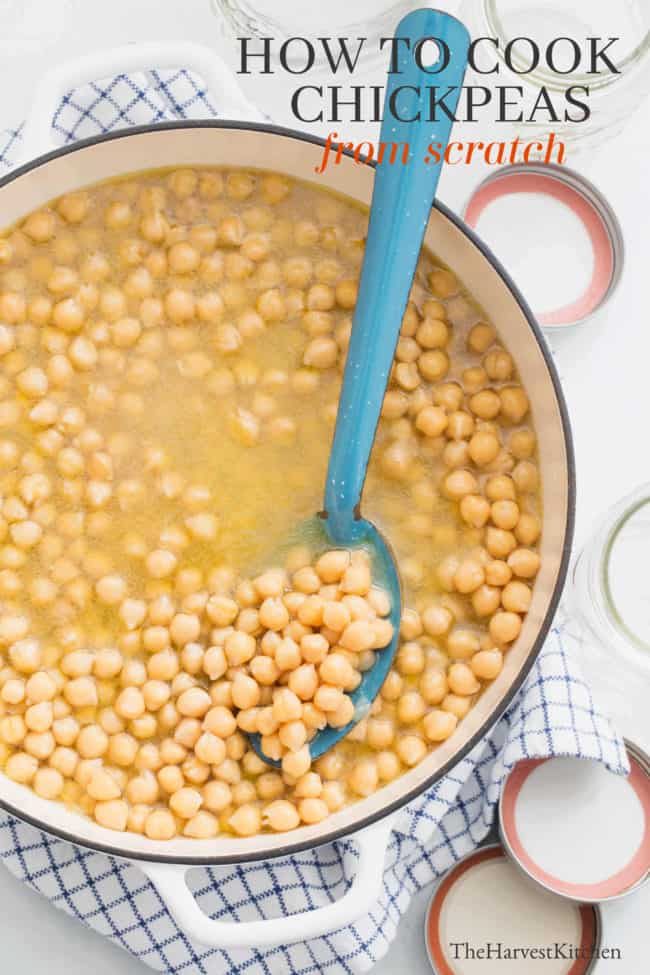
left=0, top=167, right=542, bottom=838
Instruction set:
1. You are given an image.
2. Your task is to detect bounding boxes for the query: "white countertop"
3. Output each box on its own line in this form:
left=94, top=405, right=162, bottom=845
left=1, top=1, right=649, bottom=972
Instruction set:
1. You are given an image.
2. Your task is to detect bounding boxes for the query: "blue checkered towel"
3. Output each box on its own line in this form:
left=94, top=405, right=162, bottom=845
left=0, top=68, right=628, bottom=975
left=0, top=622, right=627, bottom=974
left=0, top=67, right=221, bottom=167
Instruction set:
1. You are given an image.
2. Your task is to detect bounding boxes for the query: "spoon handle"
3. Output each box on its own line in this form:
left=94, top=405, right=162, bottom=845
left=323, top=8, right=469, bottom=540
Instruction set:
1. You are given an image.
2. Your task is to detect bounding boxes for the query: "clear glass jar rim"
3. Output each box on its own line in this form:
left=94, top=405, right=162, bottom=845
left=601, top=490, right=650, bottom=654
left=484, top=0, right=650, bottom=90
left=213, top=0, right=413, bottom=38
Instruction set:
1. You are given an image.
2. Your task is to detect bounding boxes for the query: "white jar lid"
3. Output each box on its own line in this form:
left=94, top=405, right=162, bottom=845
left=463, top=164, right=623, bottom=332
left=499, top=741, right=650, bottom=902
left=425, top=845, right=600, bottom=974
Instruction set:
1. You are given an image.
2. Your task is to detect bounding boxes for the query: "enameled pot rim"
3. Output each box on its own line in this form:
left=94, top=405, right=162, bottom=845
left=0, top=119, right=576, bottom=864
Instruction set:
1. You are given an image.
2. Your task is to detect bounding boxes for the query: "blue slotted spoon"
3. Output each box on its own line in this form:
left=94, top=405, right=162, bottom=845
left=251, top=7, right=469, bottom=764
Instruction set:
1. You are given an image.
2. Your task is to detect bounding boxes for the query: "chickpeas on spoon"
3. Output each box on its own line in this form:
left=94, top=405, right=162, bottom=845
left=249, top=8, right=470, bottom=766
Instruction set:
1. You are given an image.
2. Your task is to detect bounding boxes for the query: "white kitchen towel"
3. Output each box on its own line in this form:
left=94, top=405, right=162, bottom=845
left=0, top=67, right=628, bottom=975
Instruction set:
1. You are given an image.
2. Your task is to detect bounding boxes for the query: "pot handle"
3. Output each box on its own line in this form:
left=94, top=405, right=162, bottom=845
left=141, top=814, right=394, bottom=949
left=20, top=40, right=261, bottom=163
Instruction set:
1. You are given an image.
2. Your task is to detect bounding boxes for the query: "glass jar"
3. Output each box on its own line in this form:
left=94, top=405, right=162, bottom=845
left=459, top=0, right=650, bottom=152
left=572, top=485, right=650, bottom=660
left=211, top=0, right=416, bottom=64
left=569, top=484, right=650, bottom=727
left=210, top=0, right=420, bottom=128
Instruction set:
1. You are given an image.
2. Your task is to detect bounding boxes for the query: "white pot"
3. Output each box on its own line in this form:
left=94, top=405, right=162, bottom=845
left=0, top=41, right=574, bottom=949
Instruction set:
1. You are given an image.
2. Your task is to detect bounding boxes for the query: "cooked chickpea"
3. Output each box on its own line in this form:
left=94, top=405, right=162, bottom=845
left=258, top=597, right=289, bottom=632
left=340, top=560, right=371, bottom=596
left=58, top=193, right=88, bottom=224
left=489, top=611, right=522, bottom=644
left=453, top=559, right=485, bottom=594
left=146, top=549, right=178, bottom=579
left=24, top=210, right=56, bottom=243
left=447, top=629, right=480, bottom=660
left=284, top=663, right=315, bottom=701
left=263, top=799, right=299, bottom=831
left=275, top=638, right=301, bottom=671
left=224, top=631, right=256, bottom=666
left=447, top=663, right=480, bottom=696
left=512, top=460, right=539, bottom=494
left=144, top=809, right=176, bottom=840
left=471, top=649, right=503, bottom=681
left=467, top=321, right=495, bottom=353
left=363, top=715, right=393, bottom=750
left=469, top=389, right=501, bottom=420
left=443, top=469, right=478, bottom=500
left=397, top=691, right=426, bottom=725
left=115, top=686, right=145, bottom=720
left=297, top=797, right=329, bottom=824
left=486, top=527, right=517, bottom=559
left=168, top=786, right=202, bottom=819
left=421, top=606, right=452, bottom=637
left=502, top=581, right=532, bottom=613
left=472, top=584, right=501, bottom=618
left=509, top=428, right=536, bottom=459
left=206, top=595, right=238, bottom=627
left=1, top=715, right=26, bottom=745
left=468, top=430, right=500, bottom=466
left=229, top=803, right=262, bottom=836
left=65, top=676, right=98, bottom=708
left=491, top=500, right=520, bottom=531
left=328, top=695, right=355, bottom=729
left=415, top=405, right=448, bottom=438
left=515, top=513, right=541, bottom=546
left=1, top=678, right=25, bottom=704
left=339, top=620, right=376, bottom=653
left=182, top=811, right=217, bottom=838
left=423, top=710, right=458, bottom=742
left=169, top=613, right=201, bottom=647
left=5, top=752, right=38, bottom=783
left=177, top=687, right=212, bottom=718
left=108, top=733, right=138, bottom=767
left=458, top=494, right=490, bottom=529
left=281, top=744, right=311, bottom=778
left=395, top=641, right=425, bottom=676
left=499, top=386, right=530, bottom=423
left=87, top=766, right=121, bottom=800
left=442, top=694, right=472, bottom=720
left=24, top=671, right=56, bottom=703
left=278, top=718, right=308, bottom=751
left=419, top=668, right=448, bottom=705
left=231, top=673, right=260, bottom=710
left=204, top=705, right=237, bottom=739
left=203, top=779, right=233, bottom=812
left=395, top=735, right=427, bottom=766
left=508, top=548, right=541, bottom=579
left=34, top=767, right=65, bottom=799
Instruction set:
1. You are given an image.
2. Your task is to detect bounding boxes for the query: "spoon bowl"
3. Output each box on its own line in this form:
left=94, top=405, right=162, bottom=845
left=249, top=514, right=401, bottom=764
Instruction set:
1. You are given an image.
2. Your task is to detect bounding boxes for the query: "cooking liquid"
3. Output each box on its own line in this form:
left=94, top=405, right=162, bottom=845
left=0, top=166, right=542, bottom=831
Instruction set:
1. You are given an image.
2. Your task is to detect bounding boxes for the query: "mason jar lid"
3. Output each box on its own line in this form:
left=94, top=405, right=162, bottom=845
left=424, top=844, right=602, bottom=974
left=463, top=163, right=624, bottom=334
left=499, top=739, right=650, bottom=903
